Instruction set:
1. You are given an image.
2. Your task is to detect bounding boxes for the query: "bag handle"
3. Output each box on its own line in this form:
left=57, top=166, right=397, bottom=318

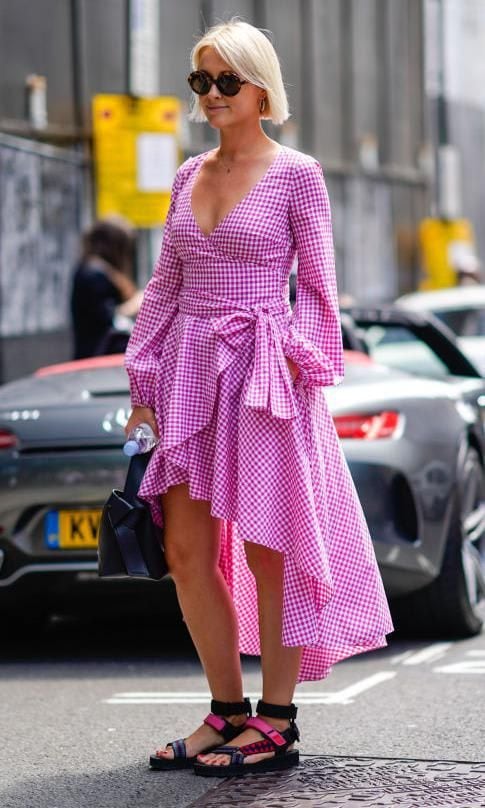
left=123, top=451, right=153, bottom=501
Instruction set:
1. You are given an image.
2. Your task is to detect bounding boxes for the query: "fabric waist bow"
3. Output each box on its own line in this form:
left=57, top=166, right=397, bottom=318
left=178, top=291, right=297, bottom=421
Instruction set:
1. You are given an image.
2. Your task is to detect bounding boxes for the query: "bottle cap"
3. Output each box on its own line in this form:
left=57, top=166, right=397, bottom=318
left=123, top=440, right=139, bottom=457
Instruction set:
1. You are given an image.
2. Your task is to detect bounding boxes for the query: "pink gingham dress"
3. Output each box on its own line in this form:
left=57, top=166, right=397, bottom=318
left=125, top=146, right=394, bottom=682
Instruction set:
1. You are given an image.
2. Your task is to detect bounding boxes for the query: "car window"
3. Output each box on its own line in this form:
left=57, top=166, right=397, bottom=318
left=458, top=337, right=485, bottom=375
left=358, top=324, right=450, bottom=379
left=433, top=307, right=485, bottom=337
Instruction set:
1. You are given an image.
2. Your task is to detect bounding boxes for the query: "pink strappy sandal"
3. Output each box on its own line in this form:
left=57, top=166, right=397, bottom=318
left=149, top=698, right=252, bottom=771
left=193, top=700, right=300, bottom=777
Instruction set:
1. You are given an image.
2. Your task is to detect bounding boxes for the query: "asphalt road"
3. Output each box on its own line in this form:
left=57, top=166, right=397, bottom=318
left=1, top=599, right=485, bottom=808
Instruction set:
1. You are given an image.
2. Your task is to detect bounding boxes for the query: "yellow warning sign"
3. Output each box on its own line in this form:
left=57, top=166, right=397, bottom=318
left=92, top=95, right=181, bottom=227
left=419, top=218, right=476, bottom=290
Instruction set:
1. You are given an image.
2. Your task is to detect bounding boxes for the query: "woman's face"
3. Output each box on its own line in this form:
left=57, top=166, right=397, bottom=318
left=195, top=47, right=263, bottom=130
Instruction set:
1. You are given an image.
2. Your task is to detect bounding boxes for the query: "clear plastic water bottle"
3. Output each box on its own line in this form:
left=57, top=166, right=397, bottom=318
left=123, top=422, right=158, bottom=456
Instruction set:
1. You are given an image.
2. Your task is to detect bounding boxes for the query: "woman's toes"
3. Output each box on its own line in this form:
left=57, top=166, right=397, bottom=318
left=197, top=752, right=229, bottom=766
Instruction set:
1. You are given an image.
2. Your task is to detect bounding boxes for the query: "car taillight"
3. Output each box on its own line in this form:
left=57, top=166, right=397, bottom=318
left=333, top=411, right=401, bottom=440
left=0, top=430, right=18, bottom=450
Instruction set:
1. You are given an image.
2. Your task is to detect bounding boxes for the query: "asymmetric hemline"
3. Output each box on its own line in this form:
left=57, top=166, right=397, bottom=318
left=125, top=146, right=394, bottom=682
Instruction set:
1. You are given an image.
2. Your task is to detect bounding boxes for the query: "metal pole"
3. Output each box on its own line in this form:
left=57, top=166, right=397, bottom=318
left=340, top=0, right=354, bottom=163
left=300, top=0, right=315, bottom=155
left=70, top=0, right=84, bottom=130
left=376, top=0, right=391, bottom=166
left=125, top=0, right=132, bottom=95
left=253, top=0, right=267, bottom=29
left=200, top=0, right=213, bottom=31
left=436, top=0, right=449, bottom=147
left=435, top=0, right=449, bottom=217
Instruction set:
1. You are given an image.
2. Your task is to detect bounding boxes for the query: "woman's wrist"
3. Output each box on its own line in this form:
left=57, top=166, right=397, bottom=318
left=126, top=405, right=159, bottom=438
left=286, top=357, right=299, bottom=382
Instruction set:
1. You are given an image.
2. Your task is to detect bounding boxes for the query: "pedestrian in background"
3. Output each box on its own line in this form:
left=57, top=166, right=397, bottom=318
left=125, top=19, right=393, bottom=778
left=71, top=216, right=140, bottom=359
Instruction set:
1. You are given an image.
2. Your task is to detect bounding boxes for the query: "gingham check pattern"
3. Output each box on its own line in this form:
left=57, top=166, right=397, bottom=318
left=125, top=147, right=394, bottom=682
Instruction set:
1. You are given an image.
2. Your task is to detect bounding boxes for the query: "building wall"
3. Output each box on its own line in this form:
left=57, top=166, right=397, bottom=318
left=0, top=0, right=431, bottom=379
left=0, top=134, right=86, bottom=381
left=428, top=0, right=485, bottom=263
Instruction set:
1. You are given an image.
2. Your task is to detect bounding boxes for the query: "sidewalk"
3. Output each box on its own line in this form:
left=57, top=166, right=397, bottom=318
left=189, top=755, right=485, bottom=807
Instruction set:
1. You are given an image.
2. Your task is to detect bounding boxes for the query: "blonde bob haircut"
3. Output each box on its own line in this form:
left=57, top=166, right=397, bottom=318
left=189, top=19, right=289, bottom=126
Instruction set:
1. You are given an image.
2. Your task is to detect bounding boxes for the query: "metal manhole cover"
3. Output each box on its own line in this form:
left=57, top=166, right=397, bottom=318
left=189, top=755, right=485, bottom=807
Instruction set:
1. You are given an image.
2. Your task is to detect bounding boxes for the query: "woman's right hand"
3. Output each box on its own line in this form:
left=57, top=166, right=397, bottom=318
left=125, top=405, right=159, bottom=439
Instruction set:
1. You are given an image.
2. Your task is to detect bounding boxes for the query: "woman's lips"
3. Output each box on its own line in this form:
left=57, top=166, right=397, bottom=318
left=206, top=105, right=229, bottom=111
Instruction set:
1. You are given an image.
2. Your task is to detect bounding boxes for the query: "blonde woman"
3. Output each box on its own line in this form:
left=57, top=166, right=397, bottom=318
left=125, top=19, right=393, bottom=777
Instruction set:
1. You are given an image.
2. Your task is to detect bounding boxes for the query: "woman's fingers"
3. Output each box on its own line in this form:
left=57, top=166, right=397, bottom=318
left=125, top=405, right=159, bottom=439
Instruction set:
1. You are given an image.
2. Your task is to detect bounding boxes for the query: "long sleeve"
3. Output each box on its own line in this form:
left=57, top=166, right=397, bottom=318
left=124, top=166, right=185, bottom=408
left=283, top=158, right=344, bottom=388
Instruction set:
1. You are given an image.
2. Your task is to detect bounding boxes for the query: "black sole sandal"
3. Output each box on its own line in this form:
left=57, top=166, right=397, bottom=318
left=193, top=700, right=300, bottom=778
left=149, top=698, right=252, bottom=771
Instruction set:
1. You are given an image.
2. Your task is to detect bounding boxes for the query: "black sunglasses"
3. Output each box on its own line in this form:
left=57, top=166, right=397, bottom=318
left=187, top=70, right=248, bottom=97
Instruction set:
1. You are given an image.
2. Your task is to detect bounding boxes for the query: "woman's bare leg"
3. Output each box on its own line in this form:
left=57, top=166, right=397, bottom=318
left=155, top=483, right=245, bottom=759
left=198, top=542, right=302, bottom=766
left=250, top=543, right=302, bottom=704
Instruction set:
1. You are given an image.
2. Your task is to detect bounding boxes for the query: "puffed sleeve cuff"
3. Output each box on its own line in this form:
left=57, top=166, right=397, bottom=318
left=283, top=326, right=344, bottom=387
left=125, top=363, right=157, bottom=410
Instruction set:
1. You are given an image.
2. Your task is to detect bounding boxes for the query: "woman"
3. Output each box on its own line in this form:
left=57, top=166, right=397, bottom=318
left=71, top=217, right=140, bottom=359
left=124, top=19, right=393, bottom=777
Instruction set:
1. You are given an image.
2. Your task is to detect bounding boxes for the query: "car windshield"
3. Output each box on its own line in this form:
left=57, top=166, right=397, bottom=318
left=458, top=337, right=485, bottom=375
left=356, top=324, right=450, bottom=379
left=432, top=306, right=485, bottom=337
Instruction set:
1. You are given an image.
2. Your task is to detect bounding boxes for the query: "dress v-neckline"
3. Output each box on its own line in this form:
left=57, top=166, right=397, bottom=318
left=189, top=146, right=285, bottom=239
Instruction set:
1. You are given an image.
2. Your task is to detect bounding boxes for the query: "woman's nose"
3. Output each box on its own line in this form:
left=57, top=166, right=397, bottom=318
left=207, top=81, right=222, bottom=99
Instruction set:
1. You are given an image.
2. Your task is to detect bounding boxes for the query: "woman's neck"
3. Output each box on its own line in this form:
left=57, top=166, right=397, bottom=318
left=217, top=123, right=273, bottom=161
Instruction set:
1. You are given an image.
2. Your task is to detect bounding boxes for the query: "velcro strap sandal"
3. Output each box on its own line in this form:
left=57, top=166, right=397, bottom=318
left=149, top=697, right=252, bottom=770
left=193, top=700, right=300, bottom=777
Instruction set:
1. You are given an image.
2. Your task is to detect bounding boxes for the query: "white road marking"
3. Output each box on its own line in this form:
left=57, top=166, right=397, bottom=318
left=400, top=643, right=452, bottom=666
left=315, top=672, right=397, bottom=705
left=433, top=658, right=485, bottom=675
left=390, top=650, right=415, bottom=665
left=104, top=673, right=396, bottom=707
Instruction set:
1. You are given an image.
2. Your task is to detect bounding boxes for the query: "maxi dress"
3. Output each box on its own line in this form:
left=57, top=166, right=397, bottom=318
left=125, top=146, right=394, bottom=682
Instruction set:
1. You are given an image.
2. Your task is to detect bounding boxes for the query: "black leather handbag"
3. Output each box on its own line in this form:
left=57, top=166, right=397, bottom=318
left=98, top=451, right=167, bottom=580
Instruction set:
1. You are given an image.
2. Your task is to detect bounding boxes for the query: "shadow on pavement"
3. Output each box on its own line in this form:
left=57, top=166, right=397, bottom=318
left=0, top=762, right=216, bottom=808
left=2, top=579, right=199, bottom=664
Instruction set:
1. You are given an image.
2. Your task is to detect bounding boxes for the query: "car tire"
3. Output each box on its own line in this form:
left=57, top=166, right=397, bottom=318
left=391, top=447, right=485, bottom=639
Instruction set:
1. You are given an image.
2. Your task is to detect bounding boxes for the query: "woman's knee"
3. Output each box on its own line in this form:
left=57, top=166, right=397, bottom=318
left=244, top=541, right=283, bottom=581
left=162, top=486, right=220, bottom=582
left=164, top=540, right=192, bottom=578
left=164, top=526, right=221, bottom=580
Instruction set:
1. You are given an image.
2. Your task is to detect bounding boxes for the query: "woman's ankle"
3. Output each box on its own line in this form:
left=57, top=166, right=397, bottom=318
left=226, top=713, right=248, bottom=727
left=256, top=714, right=289, bottom=731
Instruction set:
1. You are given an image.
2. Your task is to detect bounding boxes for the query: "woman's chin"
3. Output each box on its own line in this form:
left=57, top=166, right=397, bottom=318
left=205, top=115, right=239, bottom=131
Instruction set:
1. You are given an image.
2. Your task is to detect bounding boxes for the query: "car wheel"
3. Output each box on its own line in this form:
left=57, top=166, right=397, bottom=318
left=392, top=447, right=485, bottom=638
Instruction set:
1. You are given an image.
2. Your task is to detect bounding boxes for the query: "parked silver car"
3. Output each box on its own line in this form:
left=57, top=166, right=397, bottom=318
left=396, top=285, right=485, bottom=375
left=0, top=319, right=483, bottom=638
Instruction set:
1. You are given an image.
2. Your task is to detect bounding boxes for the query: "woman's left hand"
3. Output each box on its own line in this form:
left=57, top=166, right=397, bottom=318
left=286, top=357, right=299, bottom=382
